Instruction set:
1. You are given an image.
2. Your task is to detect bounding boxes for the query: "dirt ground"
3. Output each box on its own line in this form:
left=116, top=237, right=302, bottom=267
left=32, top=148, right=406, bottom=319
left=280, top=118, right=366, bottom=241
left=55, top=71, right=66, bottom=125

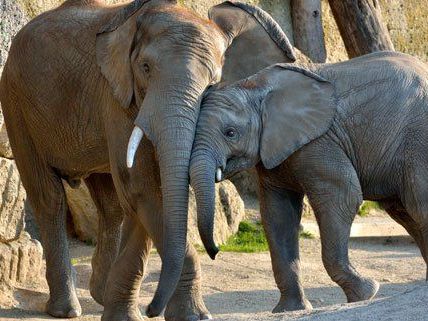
left=0, top=232, right=426, bottom=321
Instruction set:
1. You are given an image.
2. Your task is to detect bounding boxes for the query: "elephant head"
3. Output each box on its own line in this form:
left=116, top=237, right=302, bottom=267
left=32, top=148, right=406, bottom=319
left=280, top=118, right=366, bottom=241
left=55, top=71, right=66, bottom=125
left=190, top=64, right=336, bottom=258
left=96, top=0, right=295, bottom=316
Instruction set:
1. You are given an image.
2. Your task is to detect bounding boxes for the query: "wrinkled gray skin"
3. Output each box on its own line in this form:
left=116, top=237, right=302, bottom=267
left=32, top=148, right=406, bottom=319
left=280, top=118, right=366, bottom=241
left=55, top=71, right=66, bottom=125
left=191, top=51, right=428, bottom=312
left=0, top=0, right=296, bottom=320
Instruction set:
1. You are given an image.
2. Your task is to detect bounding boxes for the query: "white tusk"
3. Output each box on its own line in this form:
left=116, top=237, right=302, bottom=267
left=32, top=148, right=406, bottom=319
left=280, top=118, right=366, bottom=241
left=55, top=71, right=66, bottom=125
left=126, top=126, right=144, bottom=168
left=216, top=168, right=222, bottom=182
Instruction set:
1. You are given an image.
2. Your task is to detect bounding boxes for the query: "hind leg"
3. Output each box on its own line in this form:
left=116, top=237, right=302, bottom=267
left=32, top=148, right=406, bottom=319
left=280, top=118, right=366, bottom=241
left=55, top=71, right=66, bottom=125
left=308, top=164, right=379, bottom=302
left=85, top=173, right=124, bottom=305
left=399, top=165, right=428, bottom=277
left=5, top=112, right=81, bottom=317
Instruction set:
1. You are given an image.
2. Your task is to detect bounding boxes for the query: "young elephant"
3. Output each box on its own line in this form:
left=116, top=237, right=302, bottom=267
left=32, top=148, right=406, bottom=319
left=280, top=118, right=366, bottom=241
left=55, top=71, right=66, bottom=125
left=190, top=51, right=428, bottom=312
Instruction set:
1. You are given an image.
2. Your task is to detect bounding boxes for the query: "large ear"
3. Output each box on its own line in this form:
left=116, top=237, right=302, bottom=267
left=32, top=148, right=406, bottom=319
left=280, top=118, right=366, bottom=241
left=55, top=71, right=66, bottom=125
left=96, top=0, right=154, bottom=108
left=209, top=2, right=296, bottom=83
left=260, top=66, right=336, bottom=169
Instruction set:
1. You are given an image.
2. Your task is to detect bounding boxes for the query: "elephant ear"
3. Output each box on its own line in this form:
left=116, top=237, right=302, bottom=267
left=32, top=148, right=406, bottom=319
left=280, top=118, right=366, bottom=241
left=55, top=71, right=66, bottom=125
left=260, top=66, right=336, bottom=169
left=209, top=1, right=296, bottom=83
left=96, top=0, right=159, bottom=108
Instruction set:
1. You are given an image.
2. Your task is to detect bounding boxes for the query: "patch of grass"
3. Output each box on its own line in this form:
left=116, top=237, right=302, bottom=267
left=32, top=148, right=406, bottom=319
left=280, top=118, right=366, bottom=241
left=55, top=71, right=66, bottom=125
left=219, top=221, right=315, bottom=253
left=220, top=221, right=269, bottom=253
left=358, top=201, right=381, bottom=217
left=299, top=229, right=315, bottom=239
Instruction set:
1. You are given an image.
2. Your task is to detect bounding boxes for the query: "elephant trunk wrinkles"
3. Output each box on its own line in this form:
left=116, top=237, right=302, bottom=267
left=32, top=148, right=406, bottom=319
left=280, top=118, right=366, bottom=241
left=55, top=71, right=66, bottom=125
left=140, top=88, right=201, bottom=317
left=190, top=149, right=219, bottom=260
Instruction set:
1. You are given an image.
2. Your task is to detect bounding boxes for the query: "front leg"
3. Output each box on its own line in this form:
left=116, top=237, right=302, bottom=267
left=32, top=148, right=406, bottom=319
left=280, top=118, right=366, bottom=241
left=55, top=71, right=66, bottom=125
left=259, top=179, right=312, bottom=312
left=164, top=244, right=211, bottom=321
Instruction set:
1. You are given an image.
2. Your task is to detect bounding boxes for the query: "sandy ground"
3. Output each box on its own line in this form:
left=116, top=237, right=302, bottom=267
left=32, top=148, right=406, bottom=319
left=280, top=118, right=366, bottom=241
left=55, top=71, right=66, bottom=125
left=0, top=232, right=426, bottom=321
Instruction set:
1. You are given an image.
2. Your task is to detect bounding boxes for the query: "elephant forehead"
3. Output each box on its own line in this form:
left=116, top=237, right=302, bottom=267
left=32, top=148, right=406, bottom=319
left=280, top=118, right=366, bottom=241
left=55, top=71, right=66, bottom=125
left=142, top=7, right=224, bottom=47
left=201, top=93, right=249, bottom=128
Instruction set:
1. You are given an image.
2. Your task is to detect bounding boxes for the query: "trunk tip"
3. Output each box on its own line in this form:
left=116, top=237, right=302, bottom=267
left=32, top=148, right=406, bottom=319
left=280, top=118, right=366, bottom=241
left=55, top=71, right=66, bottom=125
left=146, top=303, right=162, bottom=318
left=207, top=246, right=219, bottom=260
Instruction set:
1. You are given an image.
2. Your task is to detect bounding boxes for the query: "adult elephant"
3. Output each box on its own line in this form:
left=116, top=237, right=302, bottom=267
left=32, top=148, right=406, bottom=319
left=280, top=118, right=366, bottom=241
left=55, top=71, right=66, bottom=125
left=0, top=0, right=295, bottom=320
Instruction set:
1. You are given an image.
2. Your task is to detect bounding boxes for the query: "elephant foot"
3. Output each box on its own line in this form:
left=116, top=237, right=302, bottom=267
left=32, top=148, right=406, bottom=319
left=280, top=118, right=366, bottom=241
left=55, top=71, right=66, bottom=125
left=46, top=292, right=82, bottom=318
left=102, top=305, right=144, bottom=321
left=345, top=277, right=379, bottom=302
left=90, top=272, right=106, bottom=306
left=272, top=295, right=313, bottom=313
left=163, top=290, right=211, bottom=321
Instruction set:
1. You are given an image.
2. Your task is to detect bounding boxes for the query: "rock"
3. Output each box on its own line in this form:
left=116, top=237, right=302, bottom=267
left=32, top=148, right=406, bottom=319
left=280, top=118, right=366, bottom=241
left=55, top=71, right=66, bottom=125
left=0, top=110, right=12, bottom=158
left=0, top=232, right=43, bottom=307
left=63, top=182, right=98, bottom=244
left=188, top=180, right=245, bottom=246
left=23, top=201, right=40, bottom=241
left=0, top=158, right=26, bottom=243
left=0, top=123, right=12, bottom=158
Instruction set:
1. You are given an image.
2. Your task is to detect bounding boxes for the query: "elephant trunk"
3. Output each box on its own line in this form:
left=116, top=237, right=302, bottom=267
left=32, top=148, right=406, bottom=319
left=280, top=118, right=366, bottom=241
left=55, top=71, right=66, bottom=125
left=135, top=86, right=201, bottom=317
left=189, top=149, right=219, bottom=260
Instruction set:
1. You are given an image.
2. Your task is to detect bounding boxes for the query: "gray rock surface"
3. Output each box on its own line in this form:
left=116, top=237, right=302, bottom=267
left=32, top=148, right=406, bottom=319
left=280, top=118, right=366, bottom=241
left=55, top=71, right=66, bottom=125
left=0, top=231, right=43, bottom=307
left=64, top=182, right=98, bottom=244
left=0, top=158, right=26, bottom=242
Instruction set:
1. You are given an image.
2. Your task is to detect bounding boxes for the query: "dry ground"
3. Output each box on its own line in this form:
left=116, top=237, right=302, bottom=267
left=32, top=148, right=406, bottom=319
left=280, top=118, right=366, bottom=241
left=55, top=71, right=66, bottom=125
left=0, top=231, right=426, bottom=321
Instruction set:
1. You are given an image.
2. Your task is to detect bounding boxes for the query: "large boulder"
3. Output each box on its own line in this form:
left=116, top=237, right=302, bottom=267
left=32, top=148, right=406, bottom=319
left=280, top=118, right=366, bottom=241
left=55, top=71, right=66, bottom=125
left=0, top=158, right=26, bottom=242
left=64, top=182, right=98, bottom=244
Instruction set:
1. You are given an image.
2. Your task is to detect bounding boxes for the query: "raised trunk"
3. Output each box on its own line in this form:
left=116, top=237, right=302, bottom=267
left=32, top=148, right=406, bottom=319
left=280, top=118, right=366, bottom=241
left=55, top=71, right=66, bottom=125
left=189, top=150, right=218, bottom=259
left=328, top=0, right=394, bottom=58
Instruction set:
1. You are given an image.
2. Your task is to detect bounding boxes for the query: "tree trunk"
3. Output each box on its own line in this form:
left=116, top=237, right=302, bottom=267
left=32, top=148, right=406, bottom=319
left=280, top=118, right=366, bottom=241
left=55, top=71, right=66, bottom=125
left=328, top=0, right=394, bottom=58
left=291, top=0, right=326, bottom=63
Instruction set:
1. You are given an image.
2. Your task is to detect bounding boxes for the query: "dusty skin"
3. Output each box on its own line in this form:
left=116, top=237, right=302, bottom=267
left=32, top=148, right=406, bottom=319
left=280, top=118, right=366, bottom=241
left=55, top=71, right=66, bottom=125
left=0, top=232, right=426, bottom=321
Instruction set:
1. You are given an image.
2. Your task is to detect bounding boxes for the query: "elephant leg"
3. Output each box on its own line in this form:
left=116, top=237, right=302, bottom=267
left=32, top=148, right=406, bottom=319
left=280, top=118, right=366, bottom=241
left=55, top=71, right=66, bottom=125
left=142, top=215, right=210, bottom=321
left=4, top=112, right=80, bottom=317
left=308, top=166, right=379, bottom=303
left=31, top=172, right=81, bottom=317
left=384, top=203, right=428, bottom=279
left=85, top=173, right=124, bottom=305
left=399, top=168, right=428, bottom=278
left=102, top=215, right=152, bottom=321
left=163, top=243, right=211, bottom=321
left=258, top=181, right=311, bottom=312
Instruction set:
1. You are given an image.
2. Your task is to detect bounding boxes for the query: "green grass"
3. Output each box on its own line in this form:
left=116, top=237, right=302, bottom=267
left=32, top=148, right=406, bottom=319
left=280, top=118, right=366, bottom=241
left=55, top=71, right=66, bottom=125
left=358, top=201, right=381, bottom=217
left=219, top=220, right=315, bottom=253
left=220, top=221, right=269, bottom=253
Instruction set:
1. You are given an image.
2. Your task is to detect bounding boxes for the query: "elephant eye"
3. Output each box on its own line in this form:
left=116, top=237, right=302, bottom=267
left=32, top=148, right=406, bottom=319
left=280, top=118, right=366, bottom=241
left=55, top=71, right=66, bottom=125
left=224, top=128, right=237, bottom=139
left=142, top=63, right=150, bottom=74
